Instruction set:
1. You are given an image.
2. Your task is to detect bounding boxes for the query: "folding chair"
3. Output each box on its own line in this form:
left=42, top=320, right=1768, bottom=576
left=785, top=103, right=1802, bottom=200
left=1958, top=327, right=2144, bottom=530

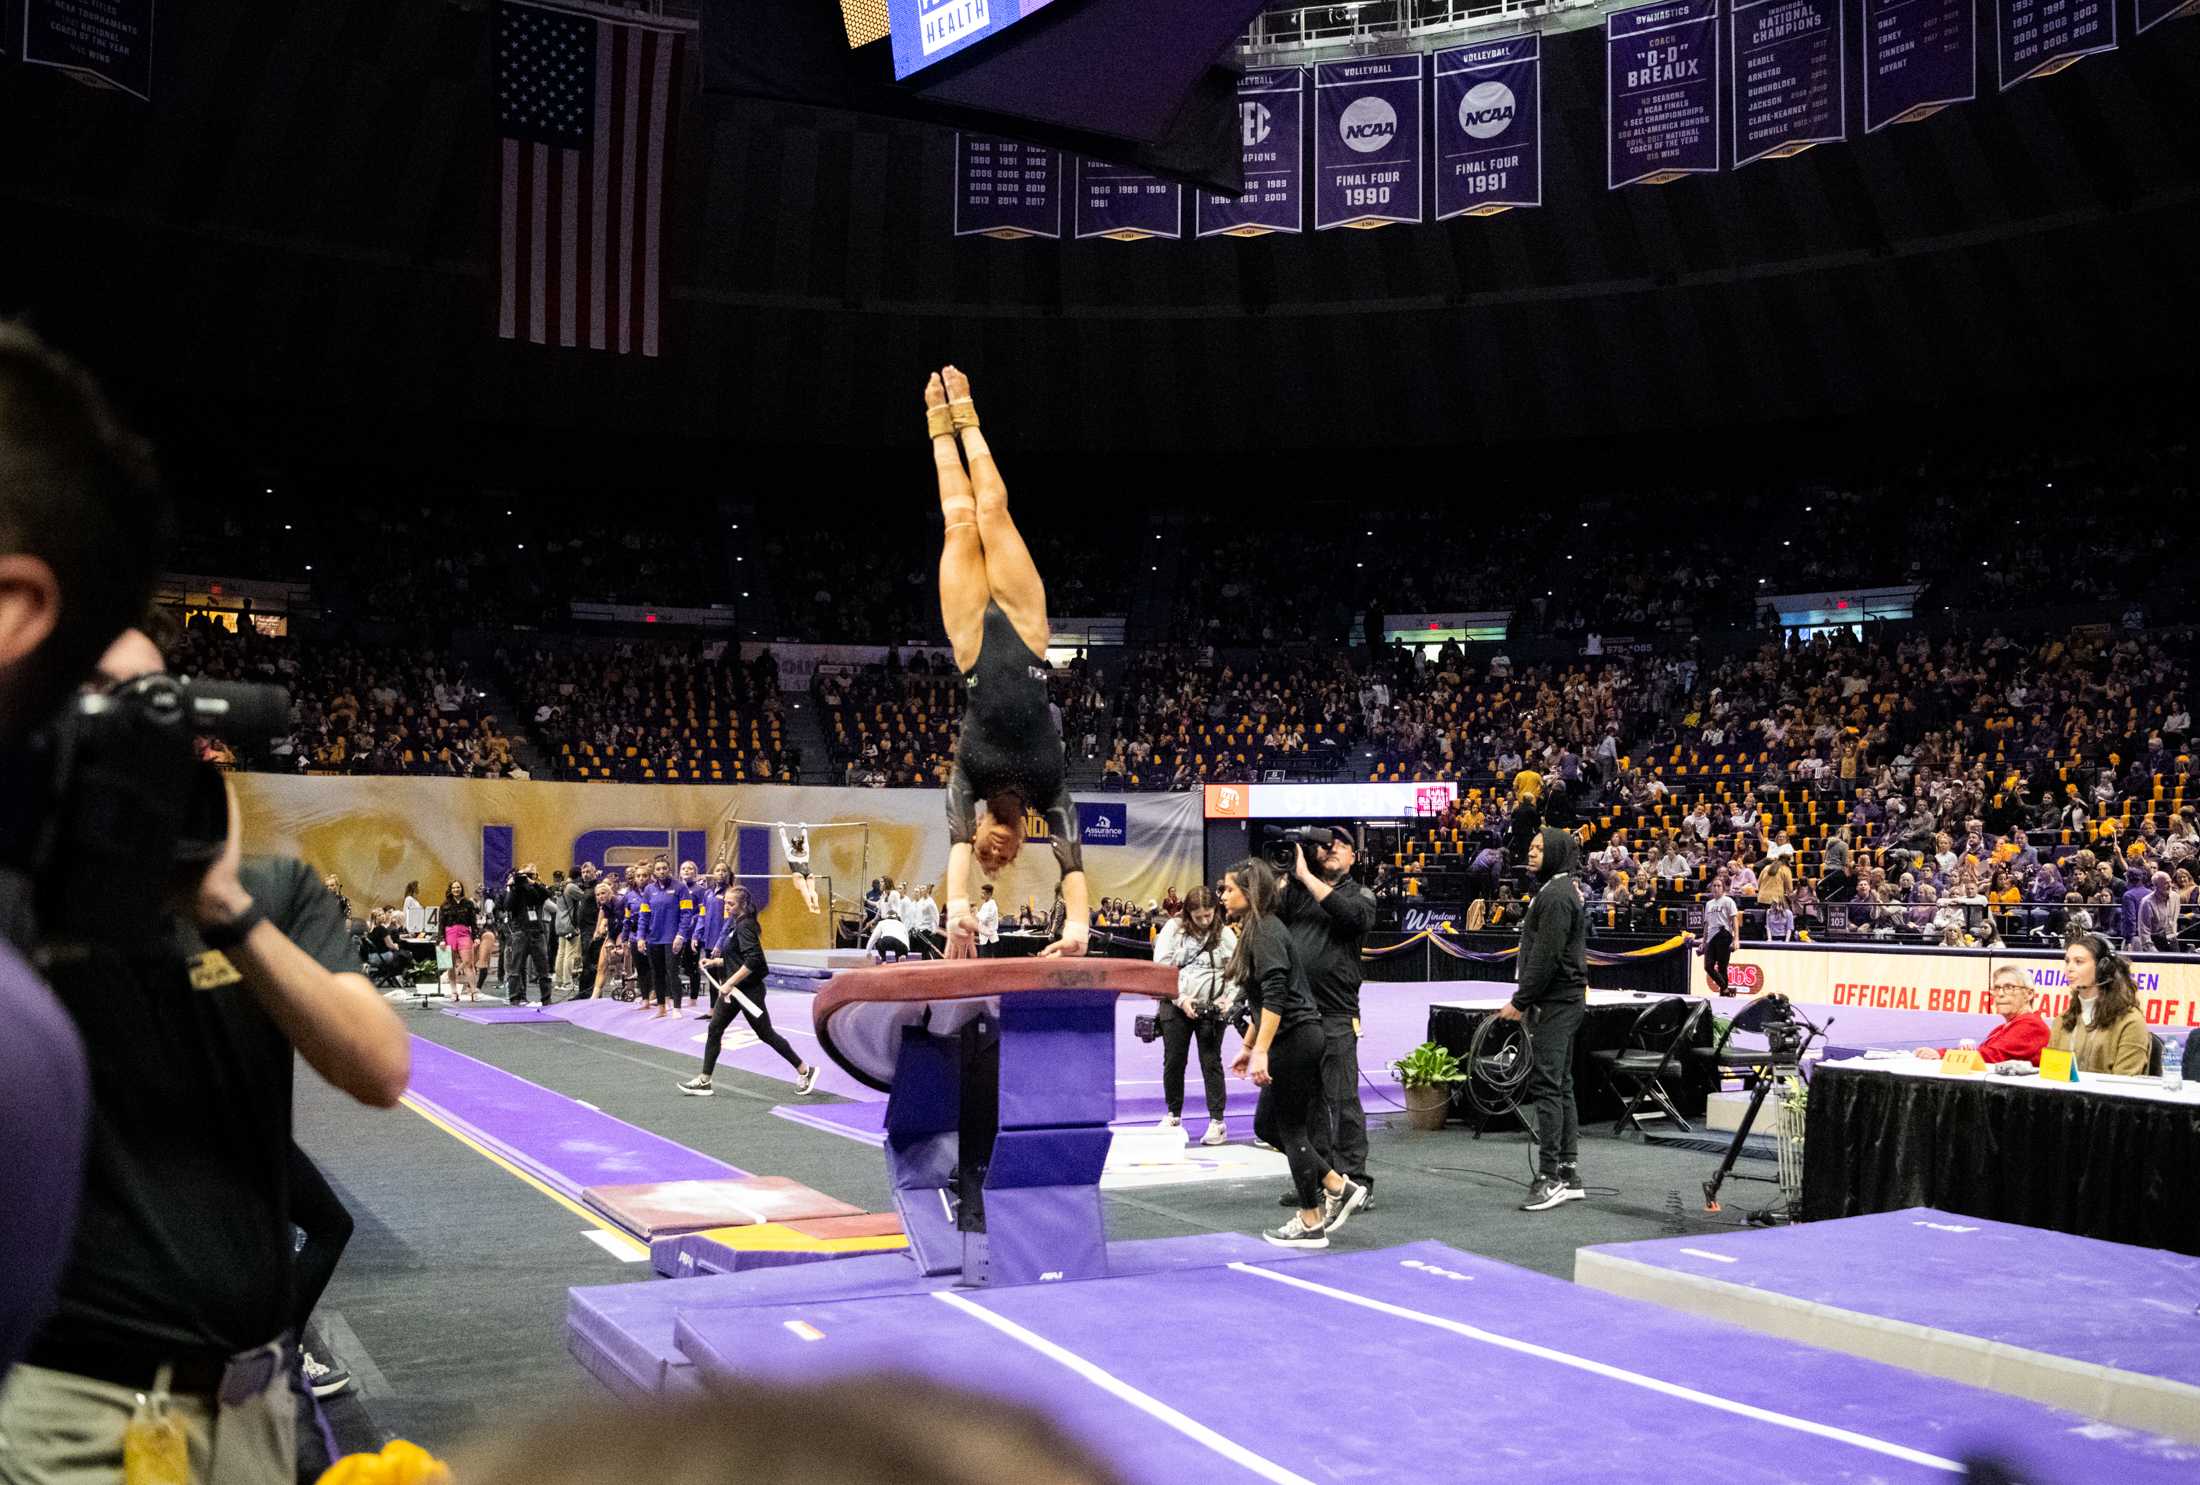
left=1590, top=997, right=1706, bottom=1137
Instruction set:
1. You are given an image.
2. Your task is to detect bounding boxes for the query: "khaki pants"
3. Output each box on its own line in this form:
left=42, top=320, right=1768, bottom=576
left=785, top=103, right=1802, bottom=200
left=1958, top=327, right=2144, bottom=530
left=553, top=934, right=582, bottom=989
left=0, top=1349, right=294, bottom=1485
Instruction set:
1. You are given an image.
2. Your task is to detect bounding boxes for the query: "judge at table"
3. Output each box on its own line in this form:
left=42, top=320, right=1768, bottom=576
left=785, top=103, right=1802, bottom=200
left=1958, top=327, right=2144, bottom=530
left=2045, top=933, right=2152, bottom=1076
left=1913, top=966, right=2049, bottom=1065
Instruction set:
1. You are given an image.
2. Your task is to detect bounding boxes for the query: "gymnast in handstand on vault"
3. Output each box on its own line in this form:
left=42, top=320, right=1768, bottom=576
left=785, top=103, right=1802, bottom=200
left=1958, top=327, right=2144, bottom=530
left=923, top=365, right=1088, bottom=961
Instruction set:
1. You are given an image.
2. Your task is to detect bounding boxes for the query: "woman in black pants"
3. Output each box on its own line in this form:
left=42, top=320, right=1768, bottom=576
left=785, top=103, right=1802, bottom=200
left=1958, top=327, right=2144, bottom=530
left=678, top=885, right=818, bottom=1098
left=1223, top=859, right=1366, bottom=1249
left=1152, top=887, right=1237, bottom=1146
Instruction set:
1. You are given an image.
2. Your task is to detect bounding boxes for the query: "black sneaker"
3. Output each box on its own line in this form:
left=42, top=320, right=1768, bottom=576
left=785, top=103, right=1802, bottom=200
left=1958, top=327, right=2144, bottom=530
left=301, top=1349, right=353, bottom=1399
left=1279, top=1190, right=1303, bottom=1208
left=1559, top=1166, right=1586, bottom=1202
left=1520, top=1177, right=1569, bottom=1212
left=1321, top=1178, right=1369, bottom=1237
left=1353, top=1181, right=1375, bottom=1214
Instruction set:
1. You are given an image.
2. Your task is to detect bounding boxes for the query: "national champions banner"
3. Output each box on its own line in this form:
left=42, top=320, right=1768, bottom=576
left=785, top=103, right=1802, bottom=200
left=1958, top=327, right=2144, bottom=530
left=1863, top=0, right=1977, bottom=131
left=1196, top=68, right=1306, bottom=238
left=1433, top=37, right=1542, bottom=219
left=1714, top=941, right=2200, bottom=1031
left=1074, top=157, right=1182, bottom=241
left=1730, top=0, right=1844, bottom=166
left=1314, top=54, right=1425, bottom=231
left=21, top=0, right=156, bottom=100
left=1608, top=0, right=1722, bottom=189
left=953, top=132, right=1063, bottom=239
left=1997, top=0, right=2116, bottom=89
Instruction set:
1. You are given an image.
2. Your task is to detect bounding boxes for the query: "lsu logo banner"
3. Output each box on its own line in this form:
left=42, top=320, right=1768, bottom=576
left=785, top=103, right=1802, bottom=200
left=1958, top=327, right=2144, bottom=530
left=1434, top=36, right=1542, bottom=219
left=1076, top=803, right=1129, bottom=847
left=1313, top=54, right=1424, bottom=230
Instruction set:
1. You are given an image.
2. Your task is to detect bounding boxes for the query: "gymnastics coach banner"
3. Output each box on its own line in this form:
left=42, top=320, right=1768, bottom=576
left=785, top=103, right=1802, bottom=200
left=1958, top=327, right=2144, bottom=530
left=1314, top=54, right=1424, bottom=231
left=21, top=0, right=156, bottom=101
left=953, top=133, right=1063, bottom=239
left=1608, top=0, right=1721, bottom=188
left=1730, top=0, right=1843, bottom=166
left=1196, top=68, right=1306, bottom=238
left=1863, top=0, right=1976, bottom=131
left=1074, top=158, right=1182, bottom=241
left=2138, top=0, right=2198, bottom=33
left=1433, top=37, right=1542, bottom=219
left=1997, top=0, right=2115, bottom=89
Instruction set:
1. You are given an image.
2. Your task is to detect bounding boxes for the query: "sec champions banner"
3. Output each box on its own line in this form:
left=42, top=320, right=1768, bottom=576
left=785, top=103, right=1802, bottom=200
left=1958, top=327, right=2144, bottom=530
left=953, top=133, right=1063, bottom=239
left=1433, top=37, right=1542, bottom=219
left=1314, top=54, right=1425, bottom=230
left=1608, top=0, right=1722, bottom=188
left=1997, top=0, right=2116, bottom=89
left=1730, top=0, right=1843, bottom=165
left=1196, top=68, right=1306, bottom=238
left=1073, top=157, right=1182, bottom=241
left=1863, top=0, right=1977, bottom=131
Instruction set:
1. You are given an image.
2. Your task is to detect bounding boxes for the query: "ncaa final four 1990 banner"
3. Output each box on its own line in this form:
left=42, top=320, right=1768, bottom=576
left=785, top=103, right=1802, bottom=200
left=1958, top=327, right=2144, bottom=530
left=954, top=133, right=1063, bottom=239
left=1074, top=158, right=1182, bottom=241
left=1608, top=0, right=1721, bottom=189
left=20, top=0, right=156, bottom=101
left=1196, top=69, right=1306, bottom=238
left=1433, top=37, right=1542, bottom=219
left=1730, top=0, right=1843, bottom=166
left=1314, top=54, right=1425, bottom=231
left=1997, top=0, right=2115, bottom=89
left=1863, top=0, right=1975, bottom=131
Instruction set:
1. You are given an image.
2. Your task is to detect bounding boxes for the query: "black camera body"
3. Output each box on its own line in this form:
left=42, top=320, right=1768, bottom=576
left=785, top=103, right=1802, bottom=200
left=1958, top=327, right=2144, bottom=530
left=1262, top=824, right=1337, bottom=867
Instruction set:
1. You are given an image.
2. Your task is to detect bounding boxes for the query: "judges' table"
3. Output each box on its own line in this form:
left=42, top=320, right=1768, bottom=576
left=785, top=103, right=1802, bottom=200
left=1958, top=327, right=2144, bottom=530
left=1801, top=1059, right=2200, bottom=1256
left=1428, top=990, right=1714, bottom=1127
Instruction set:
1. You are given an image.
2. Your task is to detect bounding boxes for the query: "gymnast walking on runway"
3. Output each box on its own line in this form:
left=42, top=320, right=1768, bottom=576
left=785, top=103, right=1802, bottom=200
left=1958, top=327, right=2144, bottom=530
left=678, top=882, right=818, bottom=1098
left=924, top=366, right=1089, bottom=961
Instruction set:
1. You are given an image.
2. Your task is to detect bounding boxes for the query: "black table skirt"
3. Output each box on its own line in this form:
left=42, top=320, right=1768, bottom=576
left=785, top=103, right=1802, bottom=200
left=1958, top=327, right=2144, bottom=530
left=1801, top=1065, right=2200, bottom=1256
left=1428, top=1000, right=1714, bottom=1127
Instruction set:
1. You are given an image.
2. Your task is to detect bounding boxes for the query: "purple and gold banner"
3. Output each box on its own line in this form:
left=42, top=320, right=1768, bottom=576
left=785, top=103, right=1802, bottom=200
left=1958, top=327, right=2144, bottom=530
left=1073, top=158, right=1182, bottom=241
left=1433, top=37, right=1542, bottom=219
left=21, top=0, right=156, bottom=100
left=953, top=132, right=1063, bottom=240
left=1863, top=0, right=1976, bottom=130
left=2137, top=0, right=2198, bottom=33
left=1997, top=0, right=2116, bottom=88
left=1608, top=0, right=1721, bottom=189
left=1730, top=0, right=1844, bottom=166
left=1195, top=68, right=1306, bottom=238
left=1314, top=54, right=1425, bottom=231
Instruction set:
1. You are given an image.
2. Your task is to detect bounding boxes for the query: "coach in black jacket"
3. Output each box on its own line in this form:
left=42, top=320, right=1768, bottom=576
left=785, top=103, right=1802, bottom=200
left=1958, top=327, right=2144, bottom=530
left=1280, top=829, right=1378, bottom=1205
left=1496, top=827, right=1589, bottom=1212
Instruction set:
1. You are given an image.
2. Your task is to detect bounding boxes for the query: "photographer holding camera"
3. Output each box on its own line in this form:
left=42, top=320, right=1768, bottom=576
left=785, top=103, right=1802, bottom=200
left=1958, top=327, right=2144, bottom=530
left=501, top=863, right=554, bottom=1005
left=1272, top=825, right=1378, bottom=1211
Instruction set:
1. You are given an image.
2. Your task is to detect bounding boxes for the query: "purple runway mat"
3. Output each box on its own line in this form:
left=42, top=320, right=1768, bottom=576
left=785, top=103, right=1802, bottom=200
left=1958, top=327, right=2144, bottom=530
left=545, top=994, right=878, bottom=1102
left=669, top=1240, right=2200, bottom=1484
left=404, top=1037, right=746, bottom=1201
left=443, top=1004, right=561, bottom=1025
left=1577, top=1208, right=2200, bottom=1441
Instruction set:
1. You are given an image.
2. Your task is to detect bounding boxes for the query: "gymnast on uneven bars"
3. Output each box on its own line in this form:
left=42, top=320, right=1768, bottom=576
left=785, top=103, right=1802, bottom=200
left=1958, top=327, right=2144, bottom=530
left=924, top=366, right=1088, bottom=961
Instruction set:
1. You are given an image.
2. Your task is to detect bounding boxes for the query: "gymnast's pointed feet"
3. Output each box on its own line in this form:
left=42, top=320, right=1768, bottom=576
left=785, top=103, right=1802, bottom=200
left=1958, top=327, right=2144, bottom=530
left=942, top=365, right=979, bottom=431
left=925, top=372, right=954, bottom=440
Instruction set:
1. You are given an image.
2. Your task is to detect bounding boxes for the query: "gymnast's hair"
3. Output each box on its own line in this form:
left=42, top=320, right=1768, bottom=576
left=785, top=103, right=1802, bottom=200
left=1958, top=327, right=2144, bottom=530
left=1221, top=857, right=1281, bottom=989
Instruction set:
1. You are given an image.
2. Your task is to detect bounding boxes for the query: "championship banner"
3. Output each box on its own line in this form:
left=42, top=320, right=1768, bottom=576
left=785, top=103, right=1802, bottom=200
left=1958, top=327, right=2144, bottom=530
left=21, top=0, right=156, bottom=101
left=1433, top=37, right=1542, bottom=219
left=1073, top=157, right=1182, bottom=241
left=1195, top=68, right=1305, bottom=238
left=1730, top=0, right=1843, bottom=166
left=1608, top=0, right=1722, bottom=189
left=1717, top=942, right=2200, bottom=1030
left=2138, top=0, right=2198, bottom=34
left=1863, top=0, right=1977, bottom=131
left=953, top=132, right=1063, bottom=239
left=1313, top=54, right=1425, bottom=231
left=1997, top=0, right=2116, bottom=89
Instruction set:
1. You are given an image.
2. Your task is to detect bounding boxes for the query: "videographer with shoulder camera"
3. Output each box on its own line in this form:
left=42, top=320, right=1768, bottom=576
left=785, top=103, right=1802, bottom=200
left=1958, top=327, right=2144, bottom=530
left=1495, top=827, right=1590, bottom=1214
left=501, top=863, right=554, bottom=1005
left=1274, top=825, right=1378, bottom=1212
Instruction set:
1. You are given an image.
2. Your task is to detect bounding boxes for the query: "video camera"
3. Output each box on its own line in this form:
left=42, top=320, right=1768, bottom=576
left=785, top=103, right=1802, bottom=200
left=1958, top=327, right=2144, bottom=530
left=1262, top=824, right=1341, bottom=869
left=2, top=672, right=290, bottom=946
left=1736, top=994, right=1807, bottom=1069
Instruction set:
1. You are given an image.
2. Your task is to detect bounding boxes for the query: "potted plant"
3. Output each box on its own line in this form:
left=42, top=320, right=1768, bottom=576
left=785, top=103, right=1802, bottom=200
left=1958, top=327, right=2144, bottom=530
left=1391, top=1042, right=1468, bottom=1131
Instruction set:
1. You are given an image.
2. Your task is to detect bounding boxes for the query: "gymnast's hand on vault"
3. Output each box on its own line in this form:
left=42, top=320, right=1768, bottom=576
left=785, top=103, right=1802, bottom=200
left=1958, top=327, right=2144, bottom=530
left=946, top=910, right=979, bottom=959
left=1038, top=926, right=1089, bottom=958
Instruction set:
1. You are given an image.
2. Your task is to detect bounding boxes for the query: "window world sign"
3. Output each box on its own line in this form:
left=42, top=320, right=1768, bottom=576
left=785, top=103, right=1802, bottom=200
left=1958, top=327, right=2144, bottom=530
left=890, top=0, right=1060, bottom=79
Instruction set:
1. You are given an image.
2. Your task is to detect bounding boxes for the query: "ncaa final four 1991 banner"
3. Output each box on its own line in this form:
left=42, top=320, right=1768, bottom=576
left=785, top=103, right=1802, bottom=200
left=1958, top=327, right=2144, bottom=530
left=1997, top=0, right=2115, bottom=89
left=20, top=0, right=156, bottom=101
left=1196, top=68, right=1306, bottom=238
left=1074, top=158, right=1182, bottom=241
left=954, top=133, right=1063, bottom=239
left=1433, top=37, right=1542, bottom=219
left=1314, top=54, right=1425, bottom=230
left=1730, top=0, right=1843, bottom=165
left=1863, top=0, right=1975, bottom=131
left=1608, top=0, right=1721, bottom=189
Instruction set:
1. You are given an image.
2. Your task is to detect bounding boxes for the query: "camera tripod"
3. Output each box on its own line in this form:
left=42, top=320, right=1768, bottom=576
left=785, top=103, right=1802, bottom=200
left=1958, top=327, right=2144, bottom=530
left=1702, top=1003, right=1829, bottom=1219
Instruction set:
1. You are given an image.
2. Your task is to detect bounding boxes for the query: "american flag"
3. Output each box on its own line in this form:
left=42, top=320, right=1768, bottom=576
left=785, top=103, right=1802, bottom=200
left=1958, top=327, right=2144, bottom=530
left=496, top=1, right=684, bottom=356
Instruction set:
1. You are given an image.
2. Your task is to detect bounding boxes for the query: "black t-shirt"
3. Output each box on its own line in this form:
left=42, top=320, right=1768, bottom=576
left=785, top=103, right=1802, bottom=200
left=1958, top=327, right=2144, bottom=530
left=1237, top=915, right=1317, bottom=1033
left=35, top=856, right=354, bottom=1364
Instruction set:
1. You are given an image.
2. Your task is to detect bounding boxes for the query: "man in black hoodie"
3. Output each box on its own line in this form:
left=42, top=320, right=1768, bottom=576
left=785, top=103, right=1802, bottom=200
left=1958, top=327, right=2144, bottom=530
left=1496, top=826, right=1588, bottom=1211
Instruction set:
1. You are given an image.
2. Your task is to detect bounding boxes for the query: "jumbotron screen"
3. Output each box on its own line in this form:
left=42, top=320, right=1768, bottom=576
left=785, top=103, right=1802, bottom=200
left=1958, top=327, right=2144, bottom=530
left=876, top=0, right=1063, bottom=79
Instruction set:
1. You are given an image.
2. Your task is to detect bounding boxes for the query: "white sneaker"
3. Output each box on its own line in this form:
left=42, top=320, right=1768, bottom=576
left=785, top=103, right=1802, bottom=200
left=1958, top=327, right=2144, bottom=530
left=677, top=1075, right=714, bottom=1097
left=795, top=1065, right=818, bottom=1095
left=1157, top=1114, right=1181, bottom=1129
left=1262, top=1214, right=1329, bottom=1250
left=1200, top=1120, right=1228, bottom=1147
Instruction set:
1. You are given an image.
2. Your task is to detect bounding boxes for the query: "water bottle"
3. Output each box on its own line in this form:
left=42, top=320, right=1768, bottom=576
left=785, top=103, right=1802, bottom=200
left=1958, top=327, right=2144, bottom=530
left=2163, top=1035, right=2185, bottom=1095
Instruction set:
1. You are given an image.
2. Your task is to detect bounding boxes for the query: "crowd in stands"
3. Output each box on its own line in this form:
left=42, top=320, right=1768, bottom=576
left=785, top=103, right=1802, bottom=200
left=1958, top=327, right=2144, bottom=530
left=1100, top=647, right=1366, bottom=788
left=499, top=640, right=790, bottom=784
left=816, top=650, right=1100, bottom=789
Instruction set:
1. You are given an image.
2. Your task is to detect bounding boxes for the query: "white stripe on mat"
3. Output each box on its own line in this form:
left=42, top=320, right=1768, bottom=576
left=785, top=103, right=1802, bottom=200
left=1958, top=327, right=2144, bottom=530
left=1227, top=1264, right=1962, bottom=1474
left=932, top=1292, right=1315, bottom=1485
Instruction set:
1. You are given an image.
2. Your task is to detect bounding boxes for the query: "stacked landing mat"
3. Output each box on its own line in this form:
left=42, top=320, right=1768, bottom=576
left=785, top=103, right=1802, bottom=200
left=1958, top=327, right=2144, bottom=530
left=653, top=1214, right=908, bottom=1279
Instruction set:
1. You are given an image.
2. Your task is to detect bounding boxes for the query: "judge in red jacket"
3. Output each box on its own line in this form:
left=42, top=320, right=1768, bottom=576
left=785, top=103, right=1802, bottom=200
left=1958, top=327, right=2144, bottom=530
left=1914, top=966, right=2050, bottom=1065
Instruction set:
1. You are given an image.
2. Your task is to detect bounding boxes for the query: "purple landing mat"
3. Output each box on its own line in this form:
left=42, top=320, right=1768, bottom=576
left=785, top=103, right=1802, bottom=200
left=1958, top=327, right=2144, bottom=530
left=443, top=1004, right=561, bottom=1025
left=404, top=1037, right=746, bottom=1201
left=672, top=1240, right=2200, bottom=1485
left=1576, top=1208, right=2200, bottom=1440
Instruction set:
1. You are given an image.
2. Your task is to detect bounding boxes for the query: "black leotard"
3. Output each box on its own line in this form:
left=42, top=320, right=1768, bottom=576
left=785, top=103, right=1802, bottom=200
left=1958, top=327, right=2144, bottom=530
left=949, top=602, right=1082, bottom=876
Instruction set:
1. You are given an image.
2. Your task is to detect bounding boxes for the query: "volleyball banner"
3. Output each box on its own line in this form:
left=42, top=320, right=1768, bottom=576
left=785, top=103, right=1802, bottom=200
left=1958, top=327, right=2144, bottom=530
left=1073, top=158, right=1182, bottom=241
left=2137, top=0, right=2199, bottom=33
left=1433, top=37, right=1542, bottom=219
left=953, top=133, right=1063, bottom=239
left=1730, top=0, right=1844, bottom=166
left=1862, top=0, right=1977, bottom=131
left=1608, top=0, right=1722, bottom=188
left=1195, top=68, right=1306, bottom=238
left=1313, top=54, right=1425, bottom=230
left=1997, top=0, right=2116, bottom=88
left=21, top=0, right=156, bottom=101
